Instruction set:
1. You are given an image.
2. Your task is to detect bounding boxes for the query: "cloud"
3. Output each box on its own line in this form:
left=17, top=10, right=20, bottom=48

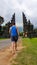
left=0, top=0, right=37, bottom=27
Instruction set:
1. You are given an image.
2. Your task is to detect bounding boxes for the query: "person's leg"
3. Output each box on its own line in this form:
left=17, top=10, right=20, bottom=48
left=15, top=42, right=17, bottom=51
left=11, top=36, right=15, bottom=53
left=11, top=41, right=15, bottom=54
left=15, top=36, right=18, bottom=51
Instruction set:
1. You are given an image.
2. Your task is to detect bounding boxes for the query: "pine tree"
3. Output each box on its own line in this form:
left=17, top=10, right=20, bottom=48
left=11, top=13, right=15, bottom=24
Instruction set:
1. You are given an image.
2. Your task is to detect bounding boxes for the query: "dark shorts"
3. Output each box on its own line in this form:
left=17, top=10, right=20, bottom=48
left=11, top=36, right=18, bottom=42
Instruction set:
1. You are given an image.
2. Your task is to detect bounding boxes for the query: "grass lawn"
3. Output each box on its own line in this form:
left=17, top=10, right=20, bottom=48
left=0, top=38, right=9, bottom=40
left=12, top=38, right=37, bottom=65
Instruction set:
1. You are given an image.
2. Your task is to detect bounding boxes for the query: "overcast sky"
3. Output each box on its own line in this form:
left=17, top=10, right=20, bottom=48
left=0, top=0, right=37, bottom=27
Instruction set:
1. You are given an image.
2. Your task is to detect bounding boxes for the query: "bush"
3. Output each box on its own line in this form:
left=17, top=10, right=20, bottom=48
left=19, top=32, right=23, bottom=36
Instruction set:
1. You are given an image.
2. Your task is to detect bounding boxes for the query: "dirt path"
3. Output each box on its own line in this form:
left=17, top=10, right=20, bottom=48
left=0, top=37, right=23, bottom=65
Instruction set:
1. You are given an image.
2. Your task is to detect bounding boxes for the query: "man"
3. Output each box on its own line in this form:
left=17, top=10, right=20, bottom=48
left=9, top=22, right=18, bottom=54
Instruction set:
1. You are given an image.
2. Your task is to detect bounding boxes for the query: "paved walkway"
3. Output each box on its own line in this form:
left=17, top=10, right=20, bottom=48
left=0, top=39, right=11, bottom=49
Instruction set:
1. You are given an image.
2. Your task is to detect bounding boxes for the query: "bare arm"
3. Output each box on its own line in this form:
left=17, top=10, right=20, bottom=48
left=16, top=27, right=19, bottom=36
left=9, top=29, right=10, bottom=33
left=9, top=27, right=11, bottom=34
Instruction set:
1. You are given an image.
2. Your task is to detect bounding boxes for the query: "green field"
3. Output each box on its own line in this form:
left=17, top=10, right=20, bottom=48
left=12, top=38, right=37, bottom=65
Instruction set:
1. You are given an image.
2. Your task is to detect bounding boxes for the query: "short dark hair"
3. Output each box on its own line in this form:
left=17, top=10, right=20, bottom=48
left=12, top=22, right=15, bottom=25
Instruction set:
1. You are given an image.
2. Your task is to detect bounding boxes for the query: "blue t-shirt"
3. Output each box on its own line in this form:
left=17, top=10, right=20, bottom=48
left=10, top=25, right=18, bottom=36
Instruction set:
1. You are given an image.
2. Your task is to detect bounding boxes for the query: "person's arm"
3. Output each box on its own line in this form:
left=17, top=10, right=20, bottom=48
left=9, top=29, right=10, bottom=33
left=16, top=27, right=19, bottom=36
left=9, top=27, right=11, bottom=34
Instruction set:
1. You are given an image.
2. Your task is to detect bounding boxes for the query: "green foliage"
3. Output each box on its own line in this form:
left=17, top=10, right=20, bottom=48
left=0, top=16, right=4, bottom=24
left=34, top=28, right=37, bottom=32
left=0, top=38, right=8, bottom=40
left=19, top=32, right=23, bottom=36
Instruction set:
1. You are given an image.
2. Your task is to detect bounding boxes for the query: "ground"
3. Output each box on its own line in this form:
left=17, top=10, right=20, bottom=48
left=13, top=38, right=37, bottom=65
left=0, top=39, right=11, bottom=49
left=0, top=37, right=23, bottom=65
left=0, top=38, right=37, bottom=65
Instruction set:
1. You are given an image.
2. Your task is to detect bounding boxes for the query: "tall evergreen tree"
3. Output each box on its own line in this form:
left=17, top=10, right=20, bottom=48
left=0, top=16, right=4, bottom=37
left=11, top=13, right=15, bottom=24
left=0, top=16, right=4, bottom=25
left=22, top=12, right=27, bottom=32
